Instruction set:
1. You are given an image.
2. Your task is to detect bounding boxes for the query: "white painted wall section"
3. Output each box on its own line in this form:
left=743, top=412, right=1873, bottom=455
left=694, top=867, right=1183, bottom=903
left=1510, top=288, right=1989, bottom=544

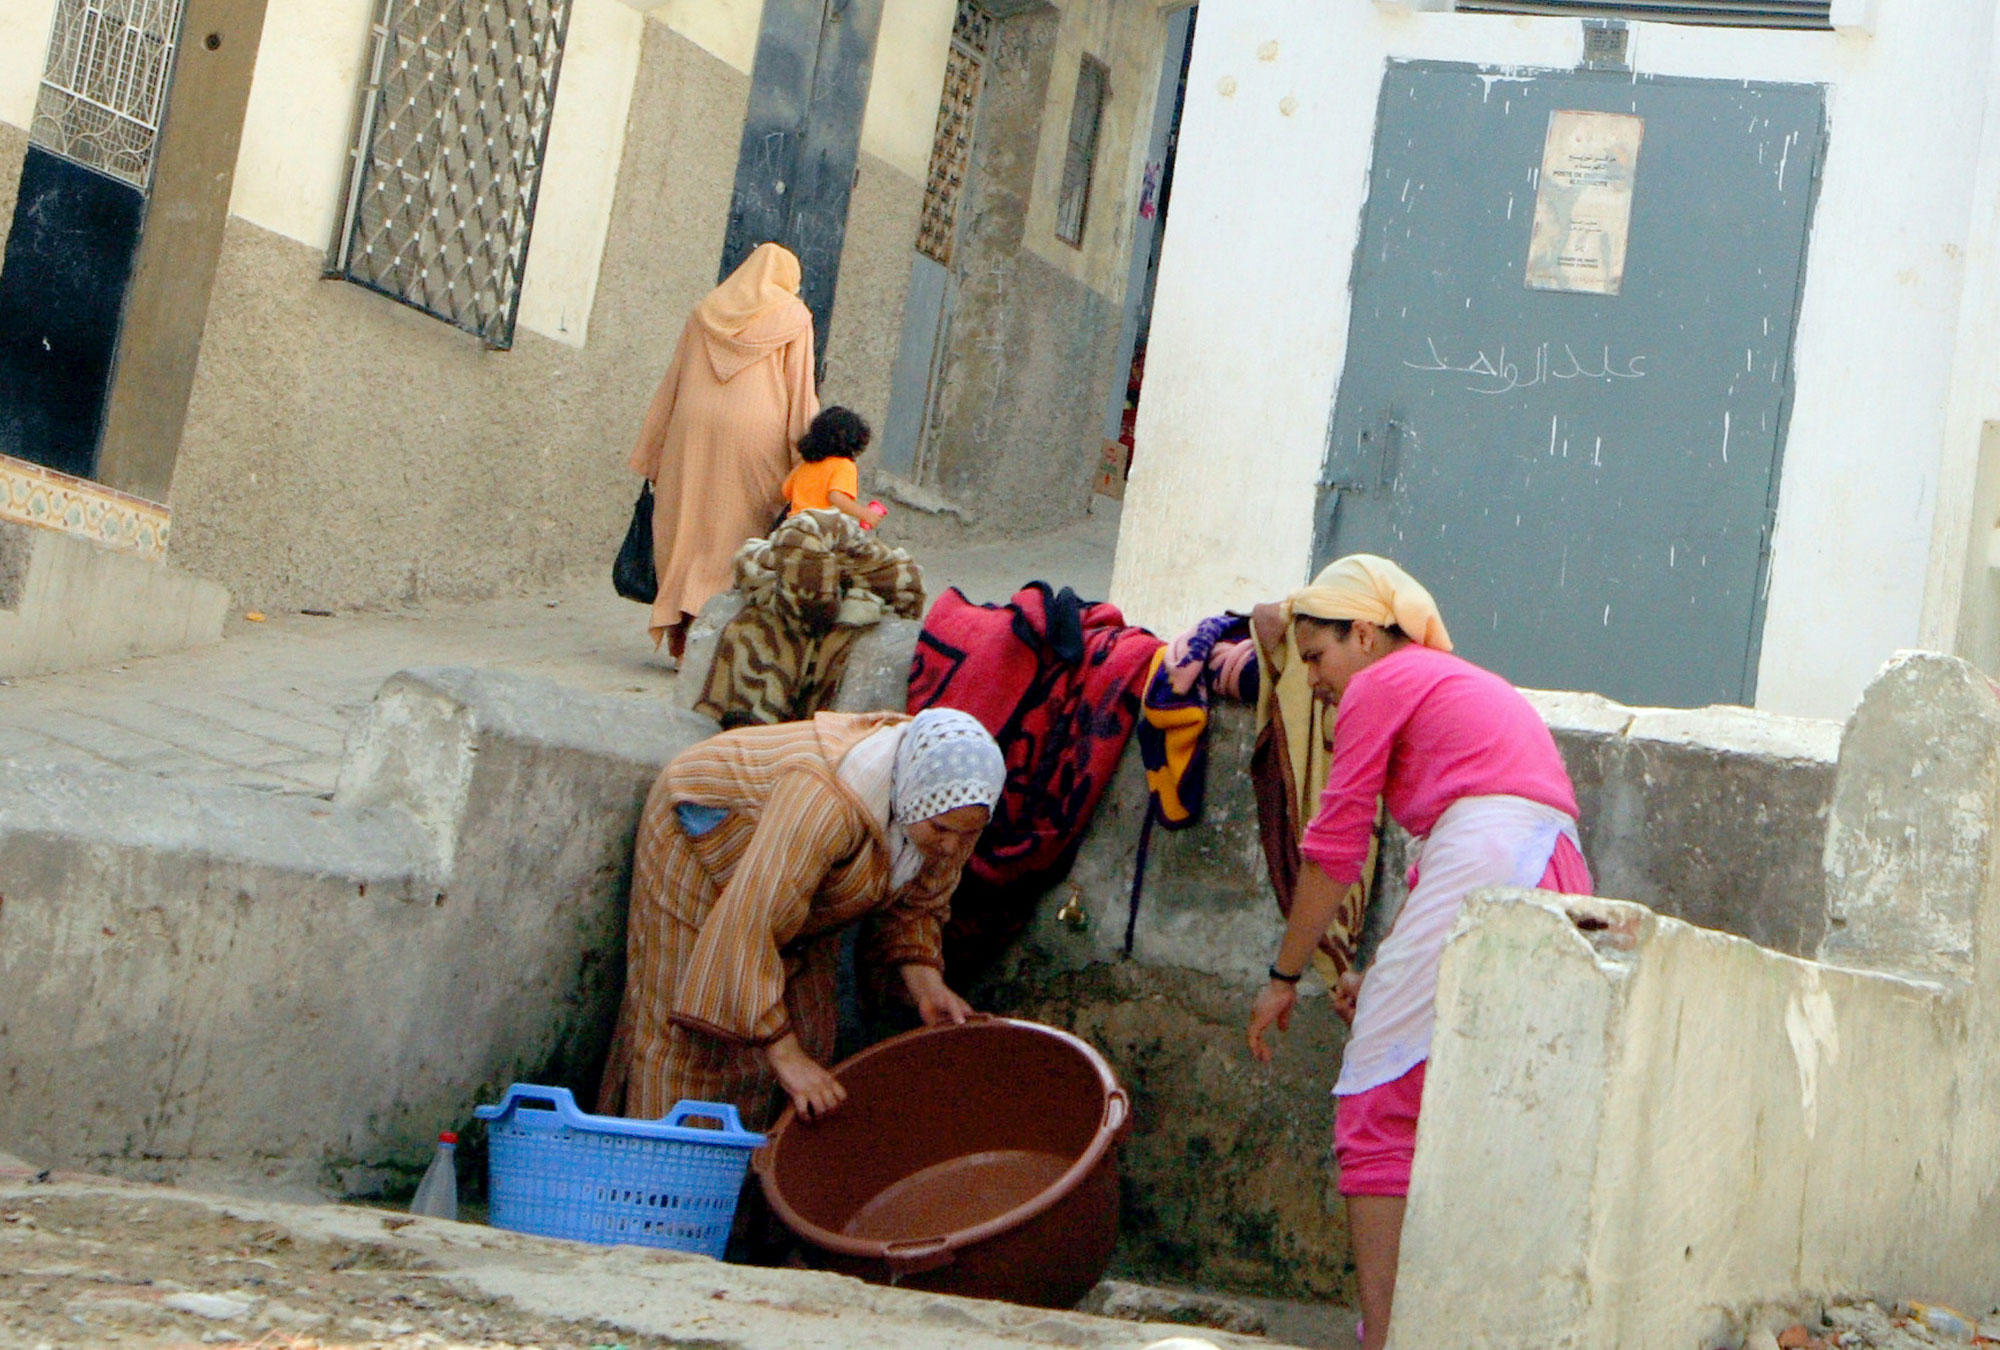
left=0, top=0, right=60, bottom=131
left=228, top=0, right=378, bottom=251
left=645, top=0, right=762, bottom=74
left=514, top=0, right=644, bottom=346
left=1113, top=1, right=2000, bottom=720
left=862, top=0, right=952, bottom=181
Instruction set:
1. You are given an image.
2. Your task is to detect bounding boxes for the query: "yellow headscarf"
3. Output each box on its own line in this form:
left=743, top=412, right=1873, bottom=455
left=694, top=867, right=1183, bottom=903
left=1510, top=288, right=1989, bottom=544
left=696, top=243, right=804, bottom=340
left=1259, top=553, right=1452, bottom=830
left=1282, top=553, right=1452, bottom=652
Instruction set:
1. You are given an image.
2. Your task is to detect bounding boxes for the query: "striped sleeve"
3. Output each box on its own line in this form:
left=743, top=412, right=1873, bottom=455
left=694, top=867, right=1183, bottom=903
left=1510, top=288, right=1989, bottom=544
left=671, top=767, right=865, bottom=1045
left=864, top=866, right=954, bottom=973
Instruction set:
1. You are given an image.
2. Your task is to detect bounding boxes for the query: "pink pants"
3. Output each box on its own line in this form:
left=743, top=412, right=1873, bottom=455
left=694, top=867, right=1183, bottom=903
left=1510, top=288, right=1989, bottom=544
left=1334, top=1059, right=1427, bottom=1197
left=1333, top=835, right=1591, bottom=1198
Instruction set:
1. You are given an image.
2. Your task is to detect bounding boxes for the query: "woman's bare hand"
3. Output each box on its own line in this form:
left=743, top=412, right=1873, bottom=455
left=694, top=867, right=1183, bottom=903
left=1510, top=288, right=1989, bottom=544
left=765, top=1033, right=847, bottom=1122
left=901, top=963, right=973, bottom=1026
left=1246, top=980, right=1298, bottom=1063
left=1333, top=970, right=1363, bottom=1024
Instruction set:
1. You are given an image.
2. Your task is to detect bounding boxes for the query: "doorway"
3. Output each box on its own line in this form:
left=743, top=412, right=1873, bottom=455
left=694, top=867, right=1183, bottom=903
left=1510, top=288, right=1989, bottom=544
left=879, top=0, right=993, bottom=481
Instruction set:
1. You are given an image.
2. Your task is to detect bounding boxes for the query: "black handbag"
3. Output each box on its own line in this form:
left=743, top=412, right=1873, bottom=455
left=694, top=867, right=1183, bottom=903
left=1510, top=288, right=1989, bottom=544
left=613, top=482, right=658, bottom=603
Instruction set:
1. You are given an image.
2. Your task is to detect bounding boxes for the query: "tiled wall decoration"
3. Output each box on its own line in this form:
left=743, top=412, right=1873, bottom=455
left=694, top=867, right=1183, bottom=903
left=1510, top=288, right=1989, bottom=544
left=0, top=453, right=170, bottom=561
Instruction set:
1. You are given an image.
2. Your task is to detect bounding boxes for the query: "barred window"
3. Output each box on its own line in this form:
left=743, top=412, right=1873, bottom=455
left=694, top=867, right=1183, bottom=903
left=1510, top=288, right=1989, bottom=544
left=1054, top=55, right=1108, bottom=249
left=29, top=0, right=188, bottom=191
left=1456, top=1, right=1831, bottom=27
left=328, top=0, right=573, bottom=349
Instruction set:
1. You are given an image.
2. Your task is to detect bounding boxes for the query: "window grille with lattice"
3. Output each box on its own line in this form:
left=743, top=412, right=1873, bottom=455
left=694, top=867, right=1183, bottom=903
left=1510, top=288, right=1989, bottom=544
left=29, top=0, right=188, bottom=191
left=328, top=0, right=573, bottom=349
left=916, top=2, right=990, bottom=268
left=1055, top=55, right=1108, bottom=249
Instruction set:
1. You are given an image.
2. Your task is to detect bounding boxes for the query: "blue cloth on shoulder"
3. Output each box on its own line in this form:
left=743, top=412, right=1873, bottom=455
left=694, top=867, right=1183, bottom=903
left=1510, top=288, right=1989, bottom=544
left=675, top=803, right=731, bottom=837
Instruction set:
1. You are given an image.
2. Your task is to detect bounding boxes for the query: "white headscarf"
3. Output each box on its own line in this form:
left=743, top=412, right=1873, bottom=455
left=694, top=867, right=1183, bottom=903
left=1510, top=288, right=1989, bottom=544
left=837, top=710, right=1006, bottom=890
left=892, top=708, right=1006, bottom=823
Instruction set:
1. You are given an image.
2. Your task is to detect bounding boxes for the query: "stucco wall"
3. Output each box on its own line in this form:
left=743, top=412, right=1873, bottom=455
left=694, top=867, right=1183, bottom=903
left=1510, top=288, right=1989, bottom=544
left=1111, top=2, right=2000, bottom=722
left=1020, top=0, right=1178, bottom=301
left=168, top=20, right=919, bottom=612
left=0, top=120, right=21, bottom=261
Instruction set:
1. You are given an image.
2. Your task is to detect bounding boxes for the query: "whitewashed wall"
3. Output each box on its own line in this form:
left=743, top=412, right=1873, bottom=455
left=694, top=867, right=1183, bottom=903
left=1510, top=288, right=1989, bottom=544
left=1111, top=3, right=2000, bottom=721
left=0, top=0, right=59, bottom=131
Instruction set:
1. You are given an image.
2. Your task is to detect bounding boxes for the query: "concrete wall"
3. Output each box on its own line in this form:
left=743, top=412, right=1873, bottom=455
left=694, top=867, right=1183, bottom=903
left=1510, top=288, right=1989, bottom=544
left=0, top=521, right=229, bottom=677
left=1393, top=651, right=2000, bottom=1348
left=0, top=620, right=1850, bottom=1302
left=0, top=668, right=716, bottom=1192
left=1111, top=1, right=2000, bottom=723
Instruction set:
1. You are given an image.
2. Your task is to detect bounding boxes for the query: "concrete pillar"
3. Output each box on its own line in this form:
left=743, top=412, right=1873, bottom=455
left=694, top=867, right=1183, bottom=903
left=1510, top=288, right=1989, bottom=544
left=1390, top=652, right=2000, bottom=1347
left=94, top=0, right=270, bottom=503
left=1819, top=649, right=2000, bottom=982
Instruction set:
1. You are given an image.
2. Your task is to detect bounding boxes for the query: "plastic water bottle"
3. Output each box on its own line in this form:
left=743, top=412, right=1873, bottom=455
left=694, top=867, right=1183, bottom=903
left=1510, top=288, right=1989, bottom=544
left=409, top=1131, right=458, bottom=1220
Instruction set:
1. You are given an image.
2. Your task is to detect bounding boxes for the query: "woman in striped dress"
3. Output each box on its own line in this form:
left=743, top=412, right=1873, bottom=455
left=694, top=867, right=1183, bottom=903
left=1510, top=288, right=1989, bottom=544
left=598, top=708, right=1005, bottom=1128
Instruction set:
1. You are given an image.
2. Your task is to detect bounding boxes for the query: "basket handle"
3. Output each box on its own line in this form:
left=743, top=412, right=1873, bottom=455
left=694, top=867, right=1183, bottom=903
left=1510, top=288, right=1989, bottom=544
left=663, top=1100, right=749, bottom=1134
left=473, top=1083, right=588, bottom=1128
left=884, top=1235, right=955, bottom=1277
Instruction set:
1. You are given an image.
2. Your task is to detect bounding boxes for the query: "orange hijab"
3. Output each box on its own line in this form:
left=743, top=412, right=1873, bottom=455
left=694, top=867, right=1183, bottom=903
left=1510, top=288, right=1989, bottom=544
left=695, top=243, right=811, bottom=381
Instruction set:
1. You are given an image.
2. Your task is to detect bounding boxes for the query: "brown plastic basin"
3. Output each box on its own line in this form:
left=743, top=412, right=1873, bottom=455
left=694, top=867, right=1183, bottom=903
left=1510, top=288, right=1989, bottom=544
left=752, top=1016, right=1129, bottom=1308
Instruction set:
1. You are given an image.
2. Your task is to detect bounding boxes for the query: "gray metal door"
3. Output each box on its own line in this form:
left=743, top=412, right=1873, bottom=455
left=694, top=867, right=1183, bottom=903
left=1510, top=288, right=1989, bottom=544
left=721, top=0, right=885, bottom=371
left=881, top=254, right=951, bottom=476
left=1315, top=63, right=1825, bottom=707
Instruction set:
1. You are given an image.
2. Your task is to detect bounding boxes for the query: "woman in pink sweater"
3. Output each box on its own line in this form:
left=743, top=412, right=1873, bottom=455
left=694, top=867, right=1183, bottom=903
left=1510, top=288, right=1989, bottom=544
left=1245, top=554, right=1591, bottom=1350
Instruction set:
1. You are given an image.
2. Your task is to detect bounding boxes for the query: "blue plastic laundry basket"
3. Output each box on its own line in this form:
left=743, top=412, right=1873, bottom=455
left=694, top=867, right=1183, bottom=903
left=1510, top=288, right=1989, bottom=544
left=473, top=1084, right=763, bottom=1257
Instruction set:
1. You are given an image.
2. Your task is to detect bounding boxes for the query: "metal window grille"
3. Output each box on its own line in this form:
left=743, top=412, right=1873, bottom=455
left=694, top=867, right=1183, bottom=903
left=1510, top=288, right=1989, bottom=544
left=328, top=0, right=574, bottom=349
left=916, top=1, right=990, bottom=267
left=1054, top=55, right=1108, bottom=248
left=1455, top=1, right=1832, bottom=28
left=29, top=0, right=188, bottom=191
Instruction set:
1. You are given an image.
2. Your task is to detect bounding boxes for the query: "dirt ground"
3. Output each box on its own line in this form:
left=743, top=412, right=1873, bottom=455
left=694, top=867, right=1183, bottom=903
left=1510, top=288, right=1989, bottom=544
left=1, top=1190, right=684, bottom=1350
left=0, top=1171, right=1295, bottom=1350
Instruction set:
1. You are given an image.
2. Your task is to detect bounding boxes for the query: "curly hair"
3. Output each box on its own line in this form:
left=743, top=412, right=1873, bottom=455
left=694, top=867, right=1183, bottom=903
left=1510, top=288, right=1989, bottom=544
left=797, top=406, right=872, bottom=463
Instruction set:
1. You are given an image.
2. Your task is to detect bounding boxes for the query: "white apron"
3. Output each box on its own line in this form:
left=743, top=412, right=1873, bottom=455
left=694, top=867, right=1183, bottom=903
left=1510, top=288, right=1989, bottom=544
left=1333, top=794, right=1581, bottom=1097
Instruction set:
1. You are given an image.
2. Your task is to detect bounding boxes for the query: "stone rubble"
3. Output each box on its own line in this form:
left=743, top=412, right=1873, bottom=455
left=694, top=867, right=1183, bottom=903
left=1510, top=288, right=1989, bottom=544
left=1728, top=1299, right=2000, bottom=1349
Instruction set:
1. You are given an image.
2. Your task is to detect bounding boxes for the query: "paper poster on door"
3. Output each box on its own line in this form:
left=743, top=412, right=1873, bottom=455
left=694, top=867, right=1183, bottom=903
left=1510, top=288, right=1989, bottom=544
left=1526, top=110, right=1644, bottom=296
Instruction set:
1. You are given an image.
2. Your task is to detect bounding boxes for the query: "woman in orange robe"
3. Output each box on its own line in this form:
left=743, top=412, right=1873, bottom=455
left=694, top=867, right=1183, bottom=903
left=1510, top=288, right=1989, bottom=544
left=629, top=244, right=820, bottom=659
left=598, top=709, right=1006, bottom=1130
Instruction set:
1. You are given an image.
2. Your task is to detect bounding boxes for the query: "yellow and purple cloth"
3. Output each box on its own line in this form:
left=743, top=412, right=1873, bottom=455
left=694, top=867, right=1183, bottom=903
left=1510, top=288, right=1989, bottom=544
left=1138, top=613, right=1258, bottom=829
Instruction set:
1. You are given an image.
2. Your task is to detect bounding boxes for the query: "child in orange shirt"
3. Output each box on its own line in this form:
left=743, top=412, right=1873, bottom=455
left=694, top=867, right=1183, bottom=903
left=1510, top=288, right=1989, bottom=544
left=782, top=407, right=887, bottom=529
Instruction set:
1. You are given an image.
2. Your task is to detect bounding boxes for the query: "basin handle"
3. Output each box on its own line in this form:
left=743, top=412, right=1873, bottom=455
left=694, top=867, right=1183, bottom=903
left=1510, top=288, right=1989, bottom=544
left=884, top=1236, right=955, bottom=1277
left=1102, top=1088, right=1131, bottom=1138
